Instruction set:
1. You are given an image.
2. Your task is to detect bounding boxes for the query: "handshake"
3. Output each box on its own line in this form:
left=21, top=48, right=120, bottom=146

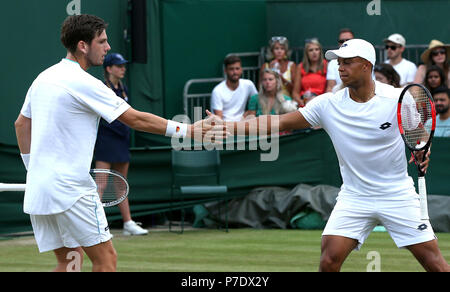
left=185, top=110, right=230, bottom=144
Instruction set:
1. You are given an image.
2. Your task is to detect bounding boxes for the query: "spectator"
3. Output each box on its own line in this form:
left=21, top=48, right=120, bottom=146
left=246, top=69, right=297, bottom=117
left=94, top=53, right=148, bottom=236
left=326, top=28, right=354, bottom=93
left=374, top=63, right=401, bottom=87
left=425, top=65, right=447, bottom=94
left=211, top=55, right=258, bottom=121
left=426, top=86, right=450, bottom=137
left=414, top=39, right=450, bottom=87
left=260, top=36, right=296, bottom=97
left=292, top=38, right=328, bottom=106
left=383, top=33, right=417, bottom=86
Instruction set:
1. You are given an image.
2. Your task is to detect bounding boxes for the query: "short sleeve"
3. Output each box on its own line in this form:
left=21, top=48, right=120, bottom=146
left=298, top=94, right=329, bottom=127
left=71, top=78, right=131, bottom=124
left=210, top=87, right=223, bottom=111
left=20, top=86, right=33, bottom=118
left=249, top=81, right=258, bottom=96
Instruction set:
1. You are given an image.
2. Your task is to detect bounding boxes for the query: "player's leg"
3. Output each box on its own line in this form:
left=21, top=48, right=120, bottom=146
left=95, top=161, right=112, bottom=199
left=319, top=235, right=359, bottom=272
left=406, top=239, right=450, bottom=272
left=111, top=162, right=131, bottom=222
left=53, top=247, right=84, bottom=272
left=82, top=240, right=117, bottom=272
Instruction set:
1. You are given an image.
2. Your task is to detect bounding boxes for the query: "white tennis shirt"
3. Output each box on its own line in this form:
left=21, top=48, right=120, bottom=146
left=299, top=81, right=415, bottom=197
left=21, top=59, right=131, bottom=215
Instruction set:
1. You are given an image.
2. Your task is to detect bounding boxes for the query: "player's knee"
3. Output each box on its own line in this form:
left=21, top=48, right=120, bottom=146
left=319, top=253, right=344, bottom=272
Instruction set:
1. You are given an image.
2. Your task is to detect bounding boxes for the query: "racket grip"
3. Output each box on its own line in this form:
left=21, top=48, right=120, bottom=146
left=418, top=177, right=429, bottom=220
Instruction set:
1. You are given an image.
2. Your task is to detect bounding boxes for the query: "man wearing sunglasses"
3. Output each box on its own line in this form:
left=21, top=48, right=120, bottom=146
left=383, top=33, right=417, bottom=87
left=326, top=28, right=354, bottom=93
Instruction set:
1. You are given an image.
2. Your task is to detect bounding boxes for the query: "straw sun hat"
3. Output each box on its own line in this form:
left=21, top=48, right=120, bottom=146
left=421, top=39, right=450, bottom=63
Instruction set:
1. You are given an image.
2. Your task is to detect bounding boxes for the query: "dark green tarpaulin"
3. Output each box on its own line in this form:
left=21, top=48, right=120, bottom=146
left=1, top=130, right=449, bottom=235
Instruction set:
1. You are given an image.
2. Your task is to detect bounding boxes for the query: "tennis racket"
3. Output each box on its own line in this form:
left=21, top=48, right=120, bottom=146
left=397, top=83, right=436, bottom=220
left=0, top=169, right=129, bottom=208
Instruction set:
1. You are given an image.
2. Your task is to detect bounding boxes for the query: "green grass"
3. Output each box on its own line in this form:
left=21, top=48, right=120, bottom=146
left=0, top=229, right=449, bottom=272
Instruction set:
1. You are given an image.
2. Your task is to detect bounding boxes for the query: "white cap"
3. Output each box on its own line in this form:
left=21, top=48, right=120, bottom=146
left=383, top=33, right=406, bottom=47
left=325, top=39, right=376, bottom=66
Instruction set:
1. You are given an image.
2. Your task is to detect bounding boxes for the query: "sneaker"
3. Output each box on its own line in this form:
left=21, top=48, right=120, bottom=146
left=123, top=220, right=149, bottom=236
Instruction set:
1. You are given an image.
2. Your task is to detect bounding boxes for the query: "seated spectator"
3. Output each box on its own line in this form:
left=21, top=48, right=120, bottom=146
left=293, top=38, right=328, bottom=106
left=211, top=55, right=258, bottom=121
left=260, top=36, right=296, bottom=97
left=326, top=28, right=354, bottom=93
left=374, top=63, right=401, bottom=87
left=425, top=65, right=447, bottom=94
left=246, top=69, right=297, bottom=117
left=383, top=33, right=417, bottom=86
left=414, top=40, right=450, bottom=87
left=425, top=86, right=450, bottom=137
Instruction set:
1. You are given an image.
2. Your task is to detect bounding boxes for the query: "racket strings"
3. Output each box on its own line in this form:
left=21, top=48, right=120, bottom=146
left=401, top=87, right=432, bottom=149
left=92, top=172, right=128, bottom=203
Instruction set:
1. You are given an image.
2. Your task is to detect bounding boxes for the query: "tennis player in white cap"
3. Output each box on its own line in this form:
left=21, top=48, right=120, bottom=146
left=209, top=38, right=449, bottom=272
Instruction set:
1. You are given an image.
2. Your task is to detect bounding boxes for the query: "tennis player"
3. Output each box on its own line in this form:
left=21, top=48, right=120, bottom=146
left=211, top=39, right=449, bottom=272
left=14, top=14, right=225, bottom=272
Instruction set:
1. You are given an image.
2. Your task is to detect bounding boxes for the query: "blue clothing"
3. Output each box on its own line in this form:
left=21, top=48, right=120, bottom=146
left=94, top=81, right=131, bottom=162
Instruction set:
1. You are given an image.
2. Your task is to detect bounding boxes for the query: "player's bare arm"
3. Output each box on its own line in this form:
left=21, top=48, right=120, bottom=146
left=206, top=109, right=311, bottom=135
left=14, top=114, right=31, bottom=155
left=119, top=107, right=228, bottom=140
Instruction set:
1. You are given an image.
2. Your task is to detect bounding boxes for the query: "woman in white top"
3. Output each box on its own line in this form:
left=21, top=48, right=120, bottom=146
left=260, top=36, right=296, bottom=98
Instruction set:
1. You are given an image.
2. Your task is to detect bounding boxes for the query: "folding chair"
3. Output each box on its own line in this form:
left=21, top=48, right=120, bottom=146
left=170, top=149, right=228, bottom=233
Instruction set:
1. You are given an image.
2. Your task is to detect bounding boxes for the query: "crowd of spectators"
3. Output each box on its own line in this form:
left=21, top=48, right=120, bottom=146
left=209, top=29, right=449, bottom=136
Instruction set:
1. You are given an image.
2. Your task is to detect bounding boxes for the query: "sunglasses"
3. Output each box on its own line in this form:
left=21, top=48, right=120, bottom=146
left=431, top=49, right=446, bottom=57
left=271, top=36, right=287, bottom=44
left=385, top=45, right=400, bottom=50
left=338, top=38, right=351, bottom=44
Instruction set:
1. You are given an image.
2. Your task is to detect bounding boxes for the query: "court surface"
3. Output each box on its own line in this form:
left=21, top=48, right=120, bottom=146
left=0, top=228, right=449, bottom=272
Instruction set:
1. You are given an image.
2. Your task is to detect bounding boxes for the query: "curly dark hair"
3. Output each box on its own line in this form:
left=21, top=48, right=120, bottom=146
left=60, top=14, right=108, bottom=54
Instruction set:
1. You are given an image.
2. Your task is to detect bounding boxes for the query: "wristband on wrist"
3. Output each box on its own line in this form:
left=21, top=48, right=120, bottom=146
left=165, top=120, right=188, bottom=138
left=21, top=153, right=30, bottom=171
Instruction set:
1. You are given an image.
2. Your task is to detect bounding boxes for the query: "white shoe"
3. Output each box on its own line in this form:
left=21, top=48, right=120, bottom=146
left=123, top=220, right=149, bottom=236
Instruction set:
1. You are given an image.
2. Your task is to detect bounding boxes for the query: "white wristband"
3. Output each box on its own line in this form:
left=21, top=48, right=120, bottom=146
left=165, top=120, right=187, bottom=138
left=21, top=153, right=30, bottom=171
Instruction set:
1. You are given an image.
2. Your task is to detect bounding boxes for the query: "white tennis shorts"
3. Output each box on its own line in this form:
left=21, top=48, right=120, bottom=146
left=30, top=195, right=112, bottom=253
left=322, top=192, right=436, bottom=250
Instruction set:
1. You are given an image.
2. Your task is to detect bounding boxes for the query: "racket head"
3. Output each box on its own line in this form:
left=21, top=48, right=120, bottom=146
left=90, top=169, right=129, bottom=207
left=397, top=83, right=436, bottom=152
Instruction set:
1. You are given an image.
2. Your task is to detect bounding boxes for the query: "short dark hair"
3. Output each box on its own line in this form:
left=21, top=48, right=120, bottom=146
left=224, top=55, right=241, bottom=67
left=339, top=28, right=354, bottom=37
left=61, top=14, right=108, bottom=53
left=432, top=85, right=450, bottom=98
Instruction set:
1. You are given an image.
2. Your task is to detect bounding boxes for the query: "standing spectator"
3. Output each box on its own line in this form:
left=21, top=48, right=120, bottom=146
left=414, top=40, right=450, bottom=86
left=94, top=53, right=148, bottom=236
left=326, top=28, right=354, bottom=93
left=426, top=86, right=450, bottom=137
left=425, top=65, right=448, bottom=94
left=383, top=33, right=417, bottom=86
left=211, top=55, right=258, bottom=121
left=246, top=69, right=296, bottom=117
left=260, top=36, right=296, bottom=97
left=292, top=38, right=328, bottom=106
left=374, top=63, right=401, bottom=88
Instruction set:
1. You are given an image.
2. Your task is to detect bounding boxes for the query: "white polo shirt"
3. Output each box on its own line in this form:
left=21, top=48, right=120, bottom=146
left=211, top=79, right=258, bottom=121
left=21, top=59, right=131, bottom=215
left=299, top=81, right=415, bottom=197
